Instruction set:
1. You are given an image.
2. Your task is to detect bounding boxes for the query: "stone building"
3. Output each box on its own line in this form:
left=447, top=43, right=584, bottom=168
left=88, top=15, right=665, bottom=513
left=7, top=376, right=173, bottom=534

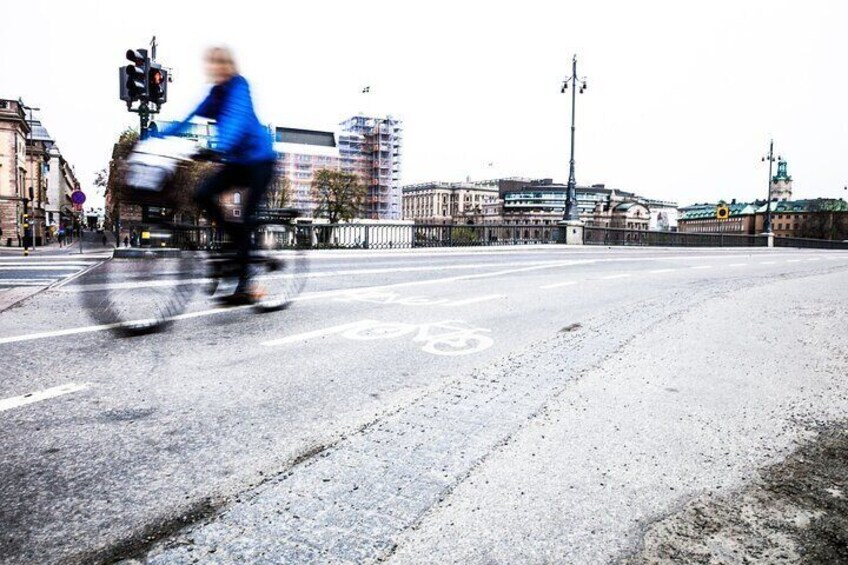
left=0, top=99, right=30, bottom=246
left=402, top=181, right=499, bottom=224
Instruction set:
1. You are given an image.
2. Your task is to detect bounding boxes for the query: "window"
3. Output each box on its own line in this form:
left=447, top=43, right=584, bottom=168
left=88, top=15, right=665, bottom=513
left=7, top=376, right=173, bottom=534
left=233, top=209, right=241, bottom=217
left=233, top=192, right=242, bottom=205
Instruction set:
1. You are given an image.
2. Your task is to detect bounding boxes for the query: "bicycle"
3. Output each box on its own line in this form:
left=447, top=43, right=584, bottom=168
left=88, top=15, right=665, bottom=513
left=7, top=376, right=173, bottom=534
left=79, top=137, right=309, bottom=336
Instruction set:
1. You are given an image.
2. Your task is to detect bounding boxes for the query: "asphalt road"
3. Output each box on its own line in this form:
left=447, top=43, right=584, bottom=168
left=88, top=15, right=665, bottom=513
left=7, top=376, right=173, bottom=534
left=1, top=245, right=847, bottom=564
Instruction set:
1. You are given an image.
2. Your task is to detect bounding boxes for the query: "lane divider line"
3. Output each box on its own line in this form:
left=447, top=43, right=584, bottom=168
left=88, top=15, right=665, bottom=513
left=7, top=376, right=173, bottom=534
left=691, top=265, right=713, bottom=270
left=449, top=295, right=503, bottom=306
left=540, top=280, right=578, bottom=289
left=262, top=320, right=377, bottom=347
left=0, top=383, right=90, bottom=413
left=601, top=274, right=632, bottom=280
left=648, top=268, right=676, bottom=274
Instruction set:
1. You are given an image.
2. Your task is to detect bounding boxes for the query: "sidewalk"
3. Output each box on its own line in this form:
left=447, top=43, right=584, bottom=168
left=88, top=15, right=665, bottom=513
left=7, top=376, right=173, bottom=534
left=0, top=232, right=115, bottom=257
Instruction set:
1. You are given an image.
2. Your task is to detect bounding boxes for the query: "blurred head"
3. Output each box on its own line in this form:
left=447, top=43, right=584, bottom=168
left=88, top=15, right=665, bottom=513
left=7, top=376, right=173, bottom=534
left=205, top=46, right=238, bottom=85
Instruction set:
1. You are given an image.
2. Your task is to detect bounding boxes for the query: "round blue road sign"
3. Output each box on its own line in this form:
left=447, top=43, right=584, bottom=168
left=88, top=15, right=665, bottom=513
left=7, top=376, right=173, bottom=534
left=71, top=191, right=86, bottom=205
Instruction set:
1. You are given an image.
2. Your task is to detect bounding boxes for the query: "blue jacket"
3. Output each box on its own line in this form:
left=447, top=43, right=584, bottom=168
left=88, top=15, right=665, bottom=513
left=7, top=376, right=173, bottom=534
left=162, top=75, right=275, bottom=164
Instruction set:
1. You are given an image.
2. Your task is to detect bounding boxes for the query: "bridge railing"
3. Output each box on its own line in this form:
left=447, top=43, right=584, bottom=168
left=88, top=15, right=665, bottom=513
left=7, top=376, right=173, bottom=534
left=583, top=227, right=767, bottom=247
left=774, top=236, right=848, bottom=250
left=143, top=222, right=848, bottom=251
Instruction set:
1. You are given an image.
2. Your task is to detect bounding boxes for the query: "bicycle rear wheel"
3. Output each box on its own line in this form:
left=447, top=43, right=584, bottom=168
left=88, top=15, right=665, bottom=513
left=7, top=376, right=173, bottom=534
left=80, top=247, right=199, bottom=336
left=251, top=226, right=309, bottom=312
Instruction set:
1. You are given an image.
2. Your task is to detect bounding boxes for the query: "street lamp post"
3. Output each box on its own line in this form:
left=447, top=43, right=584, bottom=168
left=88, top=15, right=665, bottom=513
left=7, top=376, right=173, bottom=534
left=761, top=139, right=780, bottom=234
left=561, top=55, right=587, bottom=221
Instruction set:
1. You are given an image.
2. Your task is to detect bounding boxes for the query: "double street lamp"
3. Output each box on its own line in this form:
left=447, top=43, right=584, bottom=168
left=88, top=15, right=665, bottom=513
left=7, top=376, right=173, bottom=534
left=561, top=55, right=587, bottom=221
left=761, top=139, right=780, bottom=234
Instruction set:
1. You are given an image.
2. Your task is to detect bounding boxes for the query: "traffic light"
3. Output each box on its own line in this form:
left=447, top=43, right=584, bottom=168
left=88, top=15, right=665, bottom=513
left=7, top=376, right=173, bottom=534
left=120, top=48, right=148, bottom=105
left=147, top=64, right=168, bottom=106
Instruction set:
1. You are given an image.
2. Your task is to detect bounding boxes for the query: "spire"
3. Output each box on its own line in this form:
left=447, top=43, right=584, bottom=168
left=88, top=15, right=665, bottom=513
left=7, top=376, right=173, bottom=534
left=773, top=158, right=791, bottom=183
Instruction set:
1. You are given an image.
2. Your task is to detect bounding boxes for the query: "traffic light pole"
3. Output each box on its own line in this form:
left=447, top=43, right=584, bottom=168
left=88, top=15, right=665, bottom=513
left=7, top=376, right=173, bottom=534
left=138, top=101, right=151, bottom=140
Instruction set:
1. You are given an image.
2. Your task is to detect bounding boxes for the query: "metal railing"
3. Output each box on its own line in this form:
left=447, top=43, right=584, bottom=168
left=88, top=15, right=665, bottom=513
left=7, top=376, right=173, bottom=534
left=774, top=236, right=848, bottom=250
left=583, top=227, right=767, bottom=247
left=134, top=222, right=848, bottom=251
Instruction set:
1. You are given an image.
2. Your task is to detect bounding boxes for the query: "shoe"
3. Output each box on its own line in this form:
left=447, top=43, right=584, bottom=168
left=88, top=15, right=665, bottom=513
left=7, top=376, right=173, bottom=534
left=218, top=283, right=266, bottom=306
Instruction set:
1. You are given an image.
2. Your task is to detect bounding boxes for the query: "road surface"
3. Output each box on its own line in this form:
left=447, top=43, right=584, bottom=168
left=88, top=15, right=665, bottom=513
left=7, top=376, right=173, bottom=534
left=1, top=245, right=846, bottom=564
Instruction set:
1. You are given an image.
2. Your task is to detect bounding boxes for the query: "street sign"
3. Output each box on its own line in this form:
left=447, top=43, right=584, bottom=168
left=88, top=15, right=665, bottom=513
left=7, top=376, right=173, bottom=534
left=716, top=204, right=730, bottom=220
left=73, top=203, right=83, bottom=212
left=71, top=191, right=87, bottom=205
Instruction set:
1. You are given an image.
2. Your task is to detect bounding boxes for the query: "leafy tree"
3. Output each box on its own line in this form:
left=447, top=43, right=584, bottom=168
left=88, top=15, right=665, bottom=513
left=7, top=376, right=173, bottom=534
left=311, top=169, right=365, bottom=224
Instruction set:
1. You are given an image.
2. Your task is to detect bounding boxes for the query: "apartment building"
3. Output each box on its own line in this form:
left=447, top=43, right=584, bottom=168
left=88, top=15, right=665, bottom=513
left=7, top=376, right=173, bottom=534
left=275, top=127, right=340, bottom=216
left=339, top=115, right=403, bottom=220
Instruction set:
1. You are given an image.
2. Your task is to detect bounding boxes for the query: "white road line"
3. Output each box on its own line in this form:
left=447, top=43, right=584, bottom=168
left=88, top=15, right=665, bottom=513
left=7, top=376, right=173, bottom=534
left=760, top=261, right=777, bottom=265
left=60, top=259, right=596, bottom=293
left=0, top=383, right=90, bottom=413
left=600, top=274, right=631, bottom=280
left=0, top=262, right=92, bottom=267
left=449, top=295, right=503, bottom=306
left=648, top=268, right=676, bottom=274
left=540, top=280, right=578, bottom=289
left=691, top=265, right=713, bottom=270
left=727, top=263, right=746, bottom=267
left=0, top=278, right=55, bottom=284
left=0, top=261, right=591, bottom=346
left=262, top=320, right=377, bottom=347
left=0, top=266, right=85, bottom=271
left=787, top=259, right=802, bottom=263
left=807, top=258, right=821, bottom=261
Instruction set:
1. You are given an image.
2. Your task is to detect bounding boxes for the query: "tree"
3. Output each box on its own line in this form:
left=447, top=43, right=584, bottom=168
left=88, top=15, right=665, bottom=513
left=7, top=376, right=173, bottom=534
left=266, top=171, right=291, bottom=210
left=311, top=169, right=366, bottom=224
left=101, top=128, right=214, bottom=227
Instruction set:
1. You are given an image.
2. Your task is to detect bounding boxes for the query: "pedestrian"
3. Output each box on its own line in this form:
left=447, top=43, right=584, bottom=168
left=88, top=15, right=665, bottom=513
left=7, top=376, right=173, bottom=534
left=102, top=234, right=108, bottom=247
left=123, top=235, right=129, bottom=248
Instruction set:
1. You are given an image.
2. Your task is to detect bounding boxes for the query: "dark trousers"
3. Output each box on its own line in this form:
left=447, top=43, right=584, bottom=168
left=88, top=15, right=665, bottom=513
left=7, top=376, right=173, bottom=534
left=195, top=160, right=274, bottom=282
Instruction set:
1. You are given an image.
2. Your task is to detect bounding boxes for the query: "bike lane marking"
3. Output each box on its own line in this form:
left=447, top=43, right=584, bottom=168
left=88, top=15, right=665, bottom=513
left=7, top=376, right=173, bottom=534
left=0, top=382, right=90, bottom=413
left=262, top=319, right=494, bottom=356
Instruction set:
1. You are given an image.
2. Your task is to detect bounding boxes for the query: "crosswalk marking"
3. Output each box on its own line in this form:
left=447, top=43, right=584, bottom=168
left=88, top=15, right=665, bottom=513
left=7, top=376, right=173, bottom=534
left=0, top=257, right=104, bottom=289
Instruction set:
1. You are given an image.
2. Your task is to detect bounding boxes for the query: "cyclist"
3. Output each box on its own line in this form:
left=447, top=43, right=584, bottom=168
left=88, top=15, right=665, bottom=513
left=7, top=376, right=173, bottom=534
left=161, top=45, right=276, bottom=304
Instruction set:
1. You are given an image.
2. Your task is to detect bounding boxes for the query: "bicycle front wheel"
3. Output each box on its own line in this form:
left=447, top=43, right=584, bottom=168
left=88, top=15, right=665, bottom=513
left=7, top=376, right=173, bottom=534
left=80, top=247, right=199, bottom=336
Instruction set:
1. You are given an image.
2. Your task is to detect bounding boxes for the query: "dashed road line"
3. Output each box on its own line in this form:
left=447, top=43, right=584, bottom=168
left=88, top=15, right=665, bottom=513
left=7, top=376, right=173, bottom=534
left=0, top=383, right=90, bottom=413
left=540, top=280, right=578, bottom=289
left=648, top=268, right=676, bottom=274
left=449, top=295, right=503, bottom=306
left=600, top=274, right=631, bottom=280
left=691, top=265, right=713, bottom=270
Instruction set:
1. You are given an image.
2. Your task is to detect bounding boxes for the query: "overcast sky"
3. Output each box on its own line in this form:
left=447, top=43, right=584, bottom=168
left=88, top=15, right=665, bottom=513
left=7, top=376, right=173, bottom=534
left=4, top=0, right=848, bottom=210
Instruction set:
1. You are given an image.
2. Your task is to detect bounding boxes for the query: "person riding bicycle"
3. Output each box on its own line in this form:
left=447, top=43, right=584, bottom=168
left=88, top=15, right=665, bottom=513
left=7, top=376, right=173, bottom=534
left=161, top=46, right=275, bottom=303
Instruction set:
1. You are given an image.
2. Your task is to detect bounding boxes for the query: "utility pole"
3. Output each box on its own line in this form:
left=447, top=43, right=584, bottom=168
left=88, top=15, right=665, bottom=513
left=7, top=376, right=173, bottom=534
left=761, top=139, right=779, bottom=234
left=561, top=55, right=587, bottom=221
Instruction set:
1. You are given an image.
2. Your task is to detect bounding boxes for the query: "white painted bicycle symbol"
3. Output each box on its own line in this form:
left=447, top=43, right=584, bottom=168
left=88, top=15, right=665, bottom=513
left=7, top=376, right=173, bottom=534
left=340, top=319, right=493, bottom=356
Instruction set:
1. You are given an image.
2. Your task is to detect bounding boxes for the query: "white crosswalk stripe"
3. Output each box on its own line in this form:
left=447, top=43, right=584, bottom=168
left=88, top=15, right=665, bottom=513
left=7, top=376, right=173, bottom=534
left=0, top=256, right=106, bottom=288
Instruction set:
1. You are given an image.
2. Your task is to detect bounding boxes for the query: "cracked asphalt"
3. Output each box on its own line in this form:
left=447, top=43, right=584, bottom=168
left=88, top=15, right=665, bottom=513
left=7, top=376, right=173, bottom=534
left=1, top=245, right=846, bottom=564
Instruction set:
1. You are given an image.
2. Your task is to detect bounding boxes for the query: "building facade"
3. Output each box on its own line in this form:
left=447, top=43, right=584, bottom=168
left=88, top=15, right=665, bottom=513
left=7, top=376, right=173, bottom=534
left=678, top=198, right=848, bottom=240
left=339, top=115, right=403, bottom=220
left=0, top=99, right=31, bottom=246
left=401, top=181, right=499, bottom=224
left=275, top=127, right=340, bottom=216
left=45, top=145, right=79, bottom=232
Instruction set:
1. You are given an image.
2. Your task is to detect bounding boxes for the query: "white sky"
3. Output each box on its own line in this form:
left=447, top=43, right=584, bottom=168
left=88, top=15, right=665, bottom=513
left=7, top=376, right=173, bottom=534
left=3, top=0, right=848, bottom=211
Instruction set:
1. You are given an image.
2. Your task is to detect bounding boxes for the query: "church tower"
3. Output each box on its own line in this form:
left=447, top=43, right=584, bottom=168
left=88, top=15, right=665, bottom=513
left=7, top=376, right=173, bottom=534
left=770, top=158, right=793, bottom=201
